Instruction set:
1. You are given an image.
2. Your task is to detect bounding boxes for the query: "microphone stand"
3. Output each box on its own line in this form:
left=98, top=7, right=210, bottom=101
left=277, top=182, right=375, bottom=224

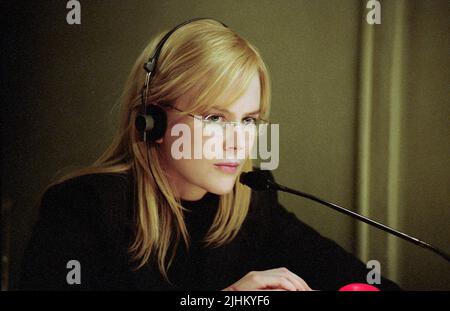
left=241, top=172, right=450, bottom=263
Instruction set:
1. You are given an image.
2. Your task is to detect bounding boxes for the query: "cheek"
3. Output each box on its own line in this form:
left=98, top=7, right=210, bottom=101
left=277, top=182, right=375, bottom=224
left=160, top=131, right=176, bottom=160
left=160, top=120, right=193, bottom=156
left=159, top=122, right=214, bottom=168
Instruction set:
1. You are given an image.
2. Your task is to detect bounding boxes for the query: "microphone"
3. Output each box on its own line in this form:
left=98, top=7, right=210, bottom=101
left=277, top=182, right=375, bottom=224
left=240, top=170, right=450, bottom=263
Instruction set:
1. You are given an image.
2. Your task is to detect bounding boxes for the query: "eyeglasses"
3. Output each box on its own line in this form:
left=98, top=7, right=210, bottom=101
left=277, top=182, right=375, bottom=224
left=163, top=103, right=269, bottom=132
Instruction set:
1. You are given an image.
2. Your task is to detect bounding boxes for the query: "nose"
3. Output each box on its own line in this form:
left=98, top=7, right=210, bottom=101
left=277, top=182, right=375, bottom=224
left=223, top=123, right=246, bottom=153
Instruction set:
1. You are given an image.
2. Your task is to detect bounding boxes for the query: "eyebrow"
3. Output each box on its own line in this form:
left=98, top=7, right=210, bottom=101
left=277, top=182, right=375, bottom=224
left=209, top=106, right=261, bottom=115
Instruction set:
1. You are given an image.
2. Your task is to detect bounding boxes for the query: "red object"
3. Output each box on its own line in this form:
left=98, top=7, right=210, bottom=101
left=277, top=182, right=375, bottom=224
left=339, top=283, right=380, bottom=291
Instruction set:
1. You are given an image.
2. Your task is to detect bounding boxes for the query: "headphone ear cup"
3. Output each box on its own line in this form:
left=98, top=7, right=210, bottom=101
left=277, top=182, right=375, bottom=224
left=135, top=104, right=167, bottom=142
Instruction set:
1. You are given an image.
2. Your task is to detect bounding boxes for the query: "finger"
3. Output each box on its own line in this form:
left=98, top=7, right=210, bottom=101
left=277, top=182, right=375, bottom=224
left=274, top=268, right=312, bottom=291
left=261, top=289, right=287, bottom=291
left=286, top=272, right=312, bottom=291
left=278, top=272, right=307, bottom=291
left=264, top=268, right=303, bottom=290
left=229, top=272, right=296, bottom=291
left=259, top=274, right=298, bottom=291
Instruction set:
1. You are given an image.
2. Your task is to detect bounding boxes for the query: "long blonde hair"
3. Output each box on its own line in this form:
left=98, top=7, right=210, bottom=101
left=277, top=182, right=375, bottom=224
left=52, top=19, right=271, bottom=280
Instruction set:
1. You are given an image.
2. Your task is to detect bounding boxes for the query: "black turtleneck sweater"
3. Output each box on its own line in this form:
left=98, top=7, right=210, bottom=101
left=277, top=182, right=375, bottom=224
left=20, top=171, right=400, bottom=290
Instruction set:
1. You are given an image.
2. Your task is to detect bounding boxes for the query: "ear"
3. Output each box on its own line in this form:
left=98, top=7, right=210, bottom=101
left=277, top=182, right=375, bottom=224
left=155, top=138, right=163, bottom=144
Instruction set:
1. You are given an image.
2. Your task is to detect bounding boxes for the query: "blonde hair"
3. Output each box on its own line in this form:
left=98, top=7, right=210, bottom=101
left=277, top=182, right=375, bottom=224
left=51, top=19, right=271, bottom=280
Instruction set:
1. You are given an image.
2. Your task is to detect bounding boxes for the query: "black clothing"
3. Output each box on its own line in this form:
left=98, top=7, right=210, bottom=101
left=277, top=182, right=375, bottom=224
left=20, top=170, right=400, bottom=290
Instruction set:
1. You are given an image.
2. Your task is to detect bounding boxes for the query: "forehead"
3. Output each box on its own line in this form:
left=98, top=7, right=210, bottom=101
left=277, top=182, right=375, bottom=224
left=176, top=72, right=261, bottom=115
left=222, top=74, right=260, bottom=114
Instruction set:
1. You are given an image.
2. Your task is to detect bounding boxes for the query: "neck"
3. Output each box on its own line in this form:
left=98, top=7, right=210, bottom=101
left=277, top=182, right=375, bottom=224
left=179, top=189, right=208, bottom=201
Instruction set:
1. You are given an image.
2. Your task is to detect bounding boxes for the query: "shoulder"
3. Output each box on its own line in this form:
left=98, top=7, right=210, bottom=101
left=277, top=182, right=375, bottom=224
left=22, top=172, right=135, bottom=290
left=38, top=171, right=134, bottom=226
left=50, top=171, right=132, bottom=197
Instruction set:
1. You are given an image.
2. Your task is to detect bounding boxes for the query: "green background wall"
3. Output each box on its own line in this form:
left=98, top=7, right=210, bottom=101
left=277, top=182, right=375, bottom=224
left=2, top=0, right=449, bottom=290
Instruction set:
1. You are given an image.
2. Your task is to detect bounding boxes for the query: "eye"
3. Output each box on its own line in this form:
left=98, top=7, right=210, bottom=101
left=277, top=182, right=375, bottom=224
left=242, top=116, right=257, bottom=125
left=203, top=114, right=225, bottom=123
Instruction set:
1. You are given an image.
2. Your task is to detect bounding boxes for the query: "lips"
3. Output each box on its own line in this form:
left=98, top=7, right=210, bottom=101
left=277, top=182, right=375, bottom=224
left=214, top=162, right=240, bottom=174
left=214, top=162, right=239, bottom=167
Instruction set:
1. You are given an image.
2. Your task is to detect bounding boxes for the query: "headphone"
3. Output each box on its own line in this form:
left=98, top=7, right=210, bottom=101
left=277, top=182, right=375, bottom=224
left=135, top=18, right=228, bottom=144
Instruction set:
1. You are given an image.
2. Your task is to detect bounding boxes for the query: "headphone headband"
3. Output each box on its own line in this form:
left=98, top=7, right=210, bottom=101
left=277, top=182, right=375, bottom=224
left=137, top=17, right=228, bottom=143
left=144, top=18, right=228, bottom=75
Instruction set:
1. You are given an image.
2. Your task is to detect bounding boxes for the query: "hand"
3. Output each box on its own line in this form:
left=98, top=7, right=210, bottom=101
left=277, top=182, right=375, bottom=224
left=222, top=267, right=313, bottom=291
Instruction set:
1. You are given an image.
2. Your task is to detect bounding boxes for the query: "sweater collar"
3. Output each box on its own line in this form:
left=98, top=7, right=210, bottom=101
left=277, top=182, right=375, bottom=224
left=181, top=192, right=219, bottom=211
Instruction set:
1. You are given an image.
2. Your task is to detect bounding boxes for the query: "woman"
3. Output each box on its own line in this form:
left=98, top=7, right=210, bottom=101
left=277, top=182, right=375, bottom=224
left=20, top=18, right=399, bottom=291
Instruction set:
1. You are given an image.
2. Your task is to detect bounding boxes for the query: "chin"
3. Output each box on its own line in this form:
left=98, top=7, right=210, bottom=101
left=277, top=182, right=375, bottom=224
left=205, top=179, right=237, bottom=195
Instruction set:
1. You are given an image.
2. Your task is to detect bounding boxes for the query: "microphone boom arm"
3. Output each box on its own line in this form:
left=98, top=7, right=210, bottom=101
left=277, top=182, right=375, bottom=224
left=241, top=172, right=450, bottom=263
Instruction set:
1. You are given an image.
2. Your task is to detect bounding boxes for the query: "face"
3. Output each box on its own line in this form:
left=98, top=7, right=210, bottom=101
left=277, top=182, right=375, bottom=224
left=158, top=73, right=261, bottom=201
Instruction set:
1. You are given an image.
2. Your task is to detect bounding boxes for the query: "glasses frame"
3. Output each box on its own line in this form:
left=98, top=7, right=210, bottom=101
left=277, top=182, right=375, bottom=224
left=162, top=103, right=270, bottom=130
